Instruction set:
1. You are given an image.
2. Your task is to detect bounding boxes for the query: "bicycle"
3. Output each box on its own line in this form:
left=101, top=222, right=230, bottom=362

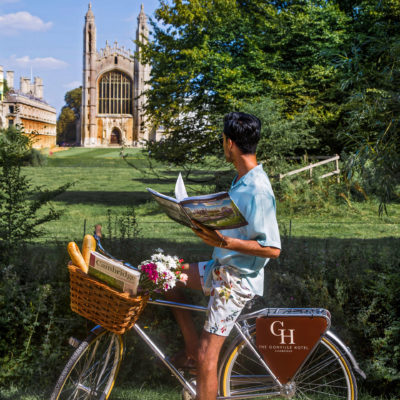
left=51, top=242, right=366, bottom=400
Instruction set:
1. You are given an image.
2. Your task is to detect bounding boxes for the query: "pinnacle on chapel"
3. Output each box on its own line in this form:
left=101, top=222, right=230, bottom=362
left=86, top=3, right=94, bottom=18
left=138, top=4, right=146, bottom=20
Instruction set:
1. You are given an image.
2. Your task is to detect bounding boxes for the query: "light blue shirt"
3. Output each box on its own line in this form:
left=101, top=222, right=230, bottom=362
left=204, top=164, right=281, bottom=296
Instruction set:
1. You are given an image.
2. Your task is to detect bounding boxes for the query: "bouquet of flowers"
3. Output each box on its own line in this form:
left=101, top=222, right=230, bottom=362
left=137, top=248, right=188, bottom=295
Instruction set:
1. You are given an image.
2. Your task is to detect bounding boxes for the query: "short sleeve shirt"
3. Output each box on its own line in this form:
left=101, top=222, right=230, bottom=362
left=203, top=164, right=281, bottom=296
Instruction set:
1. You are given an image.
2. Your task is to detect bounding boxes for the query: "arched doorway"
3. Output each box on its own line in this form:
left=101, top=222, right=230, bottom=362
left=110, top=128, right=121, bottom=144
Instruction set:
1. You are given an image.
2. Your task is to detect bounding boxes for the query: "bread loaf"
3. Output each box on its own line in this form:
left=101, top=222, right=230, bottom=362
left=82, top=234, right=96, bottom=268
left=67, top=242, right=88, bottom=273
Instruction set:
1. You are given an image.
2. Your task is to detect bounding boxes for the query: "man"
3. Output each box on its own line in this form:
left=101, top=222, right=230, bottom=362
left=166, top=111, right=281, bottom=400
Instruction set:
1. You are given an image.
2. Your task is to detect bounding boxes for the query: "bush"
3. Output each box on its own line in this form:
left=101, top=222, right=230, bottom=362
left=0, top=126, right=69, bottom=262
left=25, top=148, right=47, bottom=167
left=0, top=245, right=83, bottom=389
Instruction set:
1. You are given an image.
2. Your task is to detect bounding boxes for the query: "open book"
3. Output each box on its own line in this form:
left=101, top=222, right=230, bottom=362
left=147, top=173, right=248, bottom=230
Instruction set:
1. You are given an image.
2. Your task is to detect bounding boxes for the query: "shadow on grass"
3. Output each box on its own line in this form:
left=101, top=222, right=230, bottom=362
left=132, top=177, right=179, bottom=185
left=52, top=191, right=151, bottom=206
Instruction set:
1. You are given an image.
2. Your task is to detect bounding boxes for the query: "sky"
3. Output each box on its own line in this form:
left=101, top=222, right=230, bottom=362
left=0, top=0, right=161, bottom=114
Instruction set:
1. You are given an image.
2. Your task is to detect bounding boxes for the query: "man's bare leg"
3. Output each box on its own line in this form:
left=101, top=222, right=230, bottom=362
left=197, top=330, right=226, bottom=400
left=165, top=263, right=202, bottom=360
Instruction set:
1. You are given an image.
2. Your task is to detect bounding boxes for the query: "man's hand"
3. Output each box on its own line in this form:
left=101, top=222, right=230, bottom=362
left=191, top=220, right=227, bottom=248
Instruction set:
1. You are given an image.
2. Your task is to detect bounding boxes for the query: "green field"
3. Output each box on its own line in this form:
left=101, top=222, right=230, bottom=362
left=25, top=148, right=400, bottom=245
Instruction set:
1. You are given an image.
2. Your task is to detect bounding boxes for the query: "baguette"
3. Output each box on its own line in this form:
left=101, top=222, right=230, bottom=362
left=82, top=234, right=96, bottom=267
left=67, top=242, right=88, bottom=273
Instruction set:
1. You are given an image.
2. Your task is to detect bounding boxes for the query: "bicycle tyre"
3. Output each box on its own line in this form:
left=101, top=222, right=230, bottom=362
left=51, top=327, right=123, bottom=400
left=220, top=326, right=357, bottom=400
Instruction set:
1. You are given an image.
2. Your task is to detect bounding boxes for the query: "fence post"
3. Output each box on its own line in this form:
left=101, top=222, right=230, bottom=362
left=335, top=154, right=340, bottom=183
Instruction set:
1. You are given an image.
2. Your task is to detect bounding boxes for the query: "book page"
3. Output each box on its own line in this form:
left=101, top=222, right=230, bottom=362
left=175, top=173, right=188, bottom=201
left=181, top=195, right=247, bottom=230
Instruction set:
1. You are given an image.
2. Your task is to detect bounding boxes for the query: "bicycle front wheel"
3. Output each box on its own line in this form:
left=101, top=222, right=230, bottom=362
left=220, top=326, right=357, bottom=400
left=51, top=327, right=123, bottom=400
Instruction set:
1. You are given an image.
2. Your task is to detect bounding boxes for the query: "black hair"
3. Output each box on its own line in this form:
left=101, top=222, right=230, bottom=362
left=223, top=112, right=261, bottom=154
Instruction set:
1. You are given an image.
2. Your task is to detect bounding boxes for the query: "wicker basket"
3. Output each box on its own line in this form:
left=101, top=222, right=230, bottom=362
left=68, top=264, right=148, bottom=335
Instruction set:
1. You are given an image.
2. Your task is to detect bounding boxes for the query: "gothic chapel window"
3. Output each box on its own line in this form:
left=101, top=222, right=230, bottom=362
left=98, top=71, right=132, bottom=114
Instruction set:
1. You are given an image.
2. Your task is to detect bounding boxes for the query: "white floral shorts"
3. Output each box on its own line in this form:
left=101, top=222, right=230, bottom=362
left=198, top=263, right=255, bottom=337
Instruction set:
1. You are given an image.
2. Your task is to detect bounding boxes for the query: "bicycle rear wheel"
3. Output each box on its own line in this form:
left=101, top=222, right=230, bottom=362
left=51, top=327, right=123, bottom=400
left=220, top=326, right=357, bottom=399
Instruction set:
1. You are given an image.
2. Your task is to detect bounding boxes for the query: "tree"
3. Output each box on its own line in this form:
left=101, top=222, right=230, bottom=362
left=242, top=97, right=319, bottom=162
left=333, top=0, right=400, bottom=211
left=0, top=126, right=70, bottom=263
left=57, top=107, right=77, bottom=144
left=64, top=86, right=82, bottom=119
left=57, top=87, right=82, bottom=144
left=139, top=0, right=349, bottom=166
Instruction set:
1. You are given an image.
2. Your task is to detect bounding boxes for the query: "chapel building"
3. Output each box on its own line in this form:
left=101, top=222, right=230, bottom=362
left=80, top=3, right=159, bottom=147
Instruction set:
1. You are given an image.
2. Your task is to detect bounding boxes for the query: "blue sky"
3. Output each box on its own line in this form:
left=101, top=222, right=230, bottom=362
left=0, top=0, right=160, bottom=114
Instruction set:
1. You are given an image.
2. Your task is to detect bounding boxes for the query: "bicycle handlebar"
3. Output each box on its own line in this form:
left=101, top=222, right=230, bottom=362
left=93, top=232, right=138, bottom=271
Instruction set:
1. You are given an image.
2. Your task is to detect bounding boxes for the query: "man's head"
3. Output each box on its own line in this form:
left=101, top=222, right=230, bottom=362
left=223, top=112, right=261, bottom=155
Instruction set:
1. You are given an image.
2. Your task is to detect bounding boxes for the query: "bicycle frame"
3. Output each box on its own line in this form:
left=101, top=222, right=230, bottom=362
left=84, top=236, right=365, bottom=398
left=90, top=299, right=365, bottom=400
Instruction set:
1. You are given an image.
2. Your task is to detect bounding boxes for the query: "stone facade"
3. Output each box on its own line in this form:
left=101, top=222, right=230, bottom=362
left=0, top=65, right=57, bottom=149
left=80, top=3, right=160, bottom=147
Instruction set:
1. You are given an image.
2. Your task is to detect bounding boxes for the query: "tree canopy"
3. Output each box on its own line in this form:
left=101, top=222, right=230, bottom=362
left=140, top=0, right=350, bottom=163
left=139, top=0, right=399, bottom=206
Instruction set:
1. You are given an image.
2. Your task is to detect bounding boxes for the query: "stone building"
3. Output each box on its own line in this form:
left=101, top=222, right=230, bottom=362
left=0, top=66, right=57, bottom=149
left=80, top=3, right=160, bottom=147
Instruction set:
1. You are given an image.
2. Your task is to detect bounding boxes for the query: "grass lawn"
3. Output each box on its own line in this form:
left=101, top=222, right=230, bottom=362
left=24, top=148, right=399, bottom=245
left=14, top=148, right=399, bottom=399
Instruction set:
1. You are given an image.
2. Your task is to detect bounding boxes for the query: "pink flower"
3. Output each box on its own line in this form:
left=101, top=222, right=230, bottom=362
left=179, top=273, right=188, bottom=284
left=140, top=262, right=159, bottom=282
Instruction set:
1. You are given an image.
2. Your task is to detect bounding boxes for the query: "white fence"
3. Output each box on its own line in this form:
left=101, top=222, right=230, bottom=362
left=279, top=155, right=340, bottom=183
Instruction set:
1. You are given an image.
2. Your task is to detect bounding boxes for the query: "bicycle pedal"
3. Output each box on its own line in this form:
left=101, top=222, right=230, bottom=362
left=68, top=337, right=81, bottom=348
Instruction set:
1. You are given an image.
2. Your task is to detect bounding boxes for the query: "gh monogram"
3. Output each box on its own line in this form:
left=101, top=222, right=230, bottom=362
left=270, top=321, right=295, bottom=344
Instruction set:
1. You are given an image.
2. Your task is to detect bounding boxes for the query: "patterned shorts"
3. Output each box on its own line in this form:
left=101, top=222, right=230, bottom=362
left=198, top=262, right=255, bottom=337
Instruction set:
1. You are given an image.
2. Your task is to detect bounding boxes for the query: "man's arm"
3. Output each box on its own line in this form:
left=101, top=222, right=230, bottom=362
left=192, top=221, right=280, bottom=259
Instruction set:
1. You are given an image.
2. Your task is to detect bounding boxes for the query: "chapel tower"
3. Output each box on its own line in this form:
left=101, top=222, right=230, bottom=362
left=134, top=4, right=152, bottom=140
left=81, top=3, right=97, bottom=145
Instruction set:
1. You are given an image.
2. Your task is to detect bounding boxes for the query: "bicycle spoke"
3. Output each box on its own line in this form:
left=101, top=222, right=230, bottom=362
left=297, top=384, right=348, bottom=399
left=52, top=330, right=122, bottom=400
left=228, top=344, right=279, bottom=396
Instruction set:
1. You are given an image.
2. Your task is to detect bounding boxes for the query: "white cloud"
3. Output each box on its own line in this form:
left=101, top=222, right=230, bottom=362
left=63, top=81, right=81, bottom=90
left=0, top=11, right=52, bottom=35
left=8, top=55, right=68, bottom=70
